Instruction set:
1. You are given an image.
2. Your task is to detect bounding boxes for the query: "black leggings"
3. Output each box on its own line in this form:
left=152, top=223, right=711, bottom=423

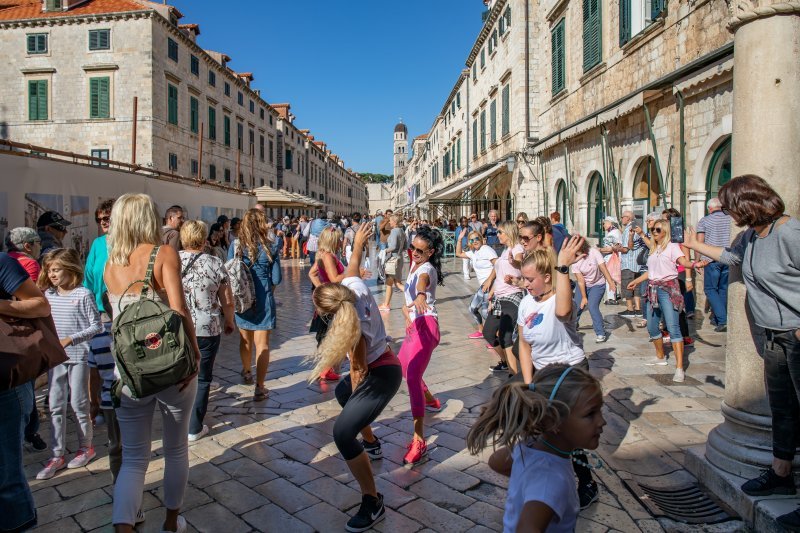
left=483, top=299, right=520, bottom=349
left=334, top=364, right=402, bottom=460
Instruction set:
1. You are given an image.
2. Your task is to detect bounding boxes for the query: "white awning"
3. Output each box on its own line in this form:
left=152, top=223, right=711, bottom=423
left=253, top=186, right=310, bottom=207
left=429, top=162, right=505, bottom=201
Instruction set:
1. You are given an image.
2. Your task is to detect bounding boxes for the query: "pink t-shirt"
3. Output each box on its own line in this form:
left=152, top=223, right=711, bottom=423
left=493, top=244, right=525, bottom=297
left=646, top=243, right=684, bottom=282
left=571, top=248, right=605, bottom=288
left=8, top=252, right=40, bottom=282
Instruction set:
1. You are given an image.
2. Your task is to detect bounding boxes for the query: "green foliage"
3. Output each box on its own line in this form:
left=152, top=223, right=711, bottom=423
left=358, top=172, right=393, bottom=183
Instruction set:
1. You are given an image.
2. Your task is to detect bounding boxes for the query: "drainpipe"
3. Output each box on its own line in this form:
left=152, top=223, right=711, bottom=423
left=563, top=144, right=574, bottom=225
left=525, top=0, right=530, bottom=140
left=600, top=127, right=610, bottom=216
left=675, top=90, right=687, bottom=217
left=643, top=103, right=668, bottom=207
left=466, top=71, right=471, bottom=177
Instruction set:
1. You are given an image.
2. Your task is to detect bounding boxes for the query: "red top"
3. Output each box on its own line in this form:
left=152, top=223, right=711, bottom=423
left=318, top=253, right=344, bottom=284
left=8, top=252, right=40, bottom=282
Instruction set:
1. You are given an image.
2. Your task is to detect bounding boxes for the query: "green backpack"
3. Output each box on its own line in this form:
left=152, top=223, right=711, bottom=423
left=111, top=246, right=196, bottom=403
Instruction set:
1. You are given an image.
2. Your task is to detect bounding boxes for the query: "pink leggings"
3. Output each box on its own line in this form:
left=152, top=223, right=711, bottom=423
left=398, top=315, right=441, bottom=418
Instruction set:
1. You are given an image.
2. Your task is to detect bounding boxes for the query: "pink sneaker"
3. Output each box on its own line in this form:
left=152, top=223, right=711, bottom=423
left=467, top=331, right=483, bottom=339
left=403, top=438, right=428, bottom=465
left=68, top=446, right=96, bottom=469
left=37, top=456, right=66, bottom=480
left=425, top=397, right=442, bottom=412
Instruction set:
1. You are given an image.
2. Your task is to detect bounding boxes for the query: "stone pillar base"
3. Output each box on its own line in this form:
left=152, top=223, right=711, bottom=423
left=686, top=445, right=799, bottom=531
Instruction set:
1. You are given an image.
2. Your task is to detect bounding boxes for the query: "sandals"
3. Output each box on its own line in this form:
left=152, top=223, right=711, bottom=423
left=254, top=385, right=268, bottom=401
left=241, top=369, right=253, bottom=385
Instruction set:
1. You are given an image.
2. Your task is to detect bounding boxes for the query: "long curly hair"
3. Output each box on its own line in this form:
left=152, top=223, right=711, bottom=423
left=238, top=208, right=274, bottom=262
left=305, top=283, right=361, bottom=381
left=466, top=364, right=601, bottom=455
left=413, top=225, right=445, bottom=286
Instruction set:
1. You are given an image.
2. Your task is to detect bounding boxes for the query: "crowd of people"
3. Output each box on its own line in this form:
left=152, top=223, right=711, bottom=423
left=1, top=173, right=798, bottom=532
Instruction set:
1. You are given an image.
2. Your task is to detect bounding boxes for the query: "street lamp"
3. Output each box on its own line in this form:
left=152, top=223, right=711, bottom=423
left=506, top=154, right=516, bottom=173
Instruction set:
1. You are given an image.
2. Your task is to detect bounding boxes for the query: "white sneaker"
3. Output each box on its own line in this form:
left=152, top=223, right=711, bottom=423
left=36, top=456, right=66, bottom=480
left=645, top=357, right=669, bottom=366
left=596, top=335, right=608, bottom=343
left=135, top=508, right=146, bottom=524
left=673, top=369, right=686, bottom=383
left=67, top=446, right=96, bottom=468
left=161, top=515, right=187, bottom=533
left=188, top=425, right=209, bottom=442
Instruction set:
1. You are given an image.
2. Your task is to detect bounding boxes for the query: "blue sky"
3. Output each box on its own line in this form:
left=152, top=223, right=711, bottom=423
left=179, top=0, right=487, bottom=175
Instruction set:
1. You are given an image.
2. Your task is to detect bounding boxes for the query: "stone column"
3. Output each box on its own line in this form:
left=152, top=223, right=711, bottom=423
left=687, top=0, right=800, bottom=510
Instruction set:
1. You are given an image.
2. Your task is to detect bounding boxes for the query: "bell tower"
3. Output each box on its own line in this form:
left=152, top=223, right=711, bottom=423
left=393, top=119, right=408, bottom=180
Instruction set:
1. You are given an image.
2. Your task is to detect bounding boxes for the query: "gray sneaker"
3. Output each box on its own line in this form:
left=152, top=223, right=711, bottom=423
left=673, top=369, right=686, bottom=383
left=645, top=357, right=669, bottom=366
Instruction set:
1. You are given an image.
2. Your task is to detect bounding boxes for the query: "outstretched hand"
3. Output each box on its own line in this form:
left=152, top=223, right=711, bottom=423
left=557, top=235, right=587, bottom=267
left=353, top=223, right=374, bottom=248
left=683, top=227, right=698, bottom=249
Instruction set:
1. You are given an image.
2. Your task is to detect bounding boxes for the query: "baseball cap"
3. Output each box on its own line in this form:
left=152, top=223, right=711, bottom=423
left=36, top=211, right=71, bottom=231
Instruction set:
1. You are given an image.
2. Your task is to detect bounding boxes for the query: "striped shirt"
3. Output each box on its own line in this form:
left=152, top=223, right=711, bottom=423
left=44, top=286, right=103, bottom=363
left=696, top=210, right=732, bottom=261
left=87, top=321, right=114, bottom=408
left=619, top=224, right=644, bottom=273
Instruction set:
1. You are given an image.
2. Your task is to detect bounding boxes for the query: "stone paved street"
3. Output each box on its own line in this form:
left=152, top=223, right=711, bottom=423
left=24, top=257, right=744, bottom=533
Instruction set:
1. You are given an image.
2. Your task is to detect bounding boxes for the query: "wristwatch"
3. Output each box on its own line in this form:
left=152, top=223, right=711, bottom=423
left=555, top=265, right=570, bottom=275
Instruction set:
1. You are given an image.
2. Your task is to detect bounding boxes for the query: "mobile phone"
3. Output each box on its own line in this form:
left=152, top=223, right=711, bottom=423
left=669, top=216, right=684, bottom=244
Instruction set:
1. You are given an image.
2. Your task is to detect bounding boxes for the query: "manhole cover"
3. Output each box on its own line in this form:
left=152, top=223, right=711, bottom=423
left=648, top=373, right=703, bottom=386
left=623, top=479, right=738, bottom=524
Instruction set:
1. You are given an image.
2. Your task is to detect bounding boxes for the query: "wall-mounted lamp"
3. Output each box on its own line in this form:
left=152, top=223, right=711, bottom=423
left=506, top=154, right=516, bottom=173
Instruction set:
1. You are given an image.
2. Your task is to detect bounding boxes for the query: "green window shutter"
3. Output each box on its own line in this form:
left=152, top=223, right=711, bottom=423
left=28, top=80, right=47, bottom=120
left=620, top=0, right=631, bottom=45
left=190, top=97, right=198, bottom=133
left=90, top=78, right=109, bottom=118
left=472, top=119, right=478, bottom=158
left=27, top=34, right=36, bottom=53
left=505, top=6, right=511, bottom=28
left=167, top=84, right=178, bottom=125
left=88, top=30, right=108, bottom=50
left=480, top=110, right=486, bottom=151
left=208, top=107, right=216, bottom=140
left=651, top=0, right=665, bottom=20
left=583, top=0, right=601, bottom=72
left=224, top=116, right=231, bottom=146
left=551, top=20, right=565, bottom=95
left=490, top=99, right=497, bottom=144
left=457, top=137, right=461, bottom=169
left=502, top=85, right=510, bottom=136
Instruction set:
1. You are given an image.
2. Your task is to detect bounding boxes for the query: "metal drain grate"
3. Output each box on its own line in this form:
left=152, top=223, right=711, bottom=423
left=623, top=479, right=738, bottom=524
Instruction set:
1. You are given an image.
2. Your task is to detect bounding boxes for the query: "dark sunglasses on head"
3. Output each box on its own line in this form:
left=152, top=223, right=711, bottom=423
left=96, top=216, right=110, bottom=223
left=411, top=246, right=430, bottom=255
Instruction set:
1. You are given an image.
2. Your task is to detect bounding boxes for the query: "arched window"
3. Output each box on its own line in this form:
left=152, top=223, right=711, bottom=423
left=587, top=172, right=604, bottom=238
left=706, top=137, right=731, bottom=205
left=632, top=156, right=660, bottom=217
left=555, top=179, right=568, bottom=227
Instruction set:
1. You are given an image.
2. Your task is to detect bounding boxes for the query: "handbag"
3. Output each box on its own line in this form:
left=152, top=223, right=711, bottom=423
left=0, top=314, right=69, bottom=391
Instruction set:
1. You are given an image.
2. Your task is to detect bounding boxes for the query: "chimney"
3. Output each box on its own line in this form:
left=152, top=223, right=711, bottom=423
left=179, top=24, right=200, bottom=42
left=237, top=72, right=254, bottom=88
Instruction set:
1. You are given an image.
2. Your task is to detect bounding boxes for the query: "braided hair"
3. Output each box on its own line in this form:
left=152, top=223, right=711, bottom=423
left=414, top=225, right=445, bottom=286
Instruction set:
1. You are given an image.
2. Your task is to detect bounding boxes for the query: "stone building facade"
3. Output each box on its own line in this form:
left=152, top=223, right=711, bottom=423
left=0, top=0, right=367, bottom=216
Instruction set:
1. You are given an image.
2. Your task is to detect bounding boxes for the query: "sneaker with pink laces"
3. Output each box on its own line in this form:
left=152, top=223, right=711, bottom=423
left=37, top=456, right=66, bottom=480
left=425, top=397, right=442, bottom=412
left=403, top=438, right=428, bottom=465
left=68, top=446, right=96, bottom=469
left=467, top=331, right=483, bottom=339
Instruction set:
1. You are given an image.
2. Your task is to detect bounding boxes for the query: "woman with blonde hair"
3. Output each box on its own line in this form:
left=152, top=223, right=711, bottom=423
left=484, top=220, right=525, bottom=374
left=307, top=224, right=401, bottom=532
left=103, top=193, right=201, bottom=533
left=228, top=208, right=282, bottom=400
left=627, top=218, right=694, bottom=382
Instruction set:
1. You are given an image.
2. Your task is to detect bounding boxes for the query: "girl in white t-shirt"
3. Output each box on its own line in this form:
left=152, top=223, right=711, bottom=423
left=306, top=223, right=402, bottom=533
left=456, top=228, right=498, bottom=339
left=627, top=219, right=694, bottom=382
left=398, top=226, right=445, bottom=466
left=466, top=363, right=606, bottom=532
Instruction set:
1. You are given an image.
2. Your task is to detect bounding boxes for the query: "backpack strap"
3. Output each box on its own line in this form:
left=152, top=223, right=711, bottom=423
left=141, top=245, right=160, bottom=298
left=181, top=252, right=203, bottom=278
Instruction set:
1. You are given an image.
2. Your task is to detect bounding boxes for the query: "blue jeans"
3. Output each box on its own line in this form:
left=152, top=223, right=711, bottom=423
left=0, top=384, right=36, bottom=532
left=574, top=283, right=607, bottom=337
left=703, top=262, right=729, bottom=326
left=646, top=286, right=683, bottom=341
left=189, top=335, right=221, bottom=435
left=469, top=289, right=489, bottom=326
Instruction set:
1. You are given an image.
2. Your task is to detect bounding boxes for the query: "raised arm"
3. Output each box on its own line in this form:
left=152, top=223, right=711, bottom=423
left=455, top=228, right=470, bottom=259
left=0, top=278, right=50, bottom=318
left=343, top=223, right=374, bottom=278
left=555, top=235, right=586, bottom=321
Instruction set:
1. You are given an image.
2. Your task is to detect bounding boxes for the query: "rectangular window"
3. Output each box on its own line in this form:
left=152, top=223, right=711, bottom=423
left=189, top=96, right=199, bottom=133
left=457, top=137, right=462, bottom=170
left=167, top=84, right=178, bottom=125
left=223, top=115, right=231, bottom=146
left=208, top=70, right=216, bottom=87
left=224, top=168, right=231, bottom=182
left=28, top=80, right=48, bottom=121
left=480, top=48, right=486, bottom=69
left=551, top=19, right=566, bottom=95
left=208, top=106, right=216, bottom=140
left=248, top=129, right=254, bottom=154
left=88, top=29, right=110, bottom=51
left=249, top=100, right=254, bottom=113
left=259, top=135, right=265, bottom=161
left=583, top=0, right=602, bottom=72
left=501, top=84, right=510, bottom=136
left=456, top=92, right=461, bottom=108
left=443, top=151, right=450, bottom=179
left=237, top=123, right=243, bottom=151
left=488, top=34, right=494, bottom=55
left=621, top=0, right=664, bottom=45
left=191, top=159, right=198, bottom=177
left=89, top=77, right=110, bottom=119
left=237, top=92, right=243, bottom=106
left=168, top=152, right=178, bottom=172
left=269, top=140, right=274, bottom=163
left=209, top=164, right=217, bottom=180
left=27, top=33, right=47, bottom=54
left=190, top=55, right=199, bottom=76
left=499, top=14, right=506, bottom=35
left=490, top=99, right=497, bottom=145
left=285, top=150, right=293, bottom=170
left=505, top=6, right=512, bottom=29
left=480, top=109, right=486, bottom=152
left=224, top=82, right=230, bottom=96
left=260, top=108, right=265, bottom=120
left=90, top=148, right=109, bottom=166
left=472, top=63, right=477, bottom=81
left=167, top=37, right=178, bottom=62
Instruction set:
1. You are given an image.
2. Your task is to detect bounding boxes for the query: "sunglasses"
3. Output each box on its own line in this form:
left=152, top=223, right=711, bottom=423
left=497, top=230, right=505, bottom=235
left=519, top=235, right=532, bottom=242
left=468, top=238, right=480, bottom=243
left=652, top=228, right=663, bottom=234
left=95, top=216, right=111, bottom=223
left=411, top=246, right=430, bottom=255
left=516, top=220, right=525, bottom=224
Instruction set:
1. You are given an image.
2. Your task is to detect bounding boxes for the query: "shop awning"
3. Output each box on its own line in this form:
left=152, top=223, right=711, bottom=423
left=429, top=162, right=505, bottom=201
left=285, top=191, right=323, bottom=207
left=253, top=186, right=311, bottom=207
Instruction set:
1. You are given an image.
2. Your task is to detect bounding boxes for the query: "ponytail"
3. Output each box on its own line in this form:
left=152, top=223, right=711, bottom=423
left=306, top=283, right=361, bottom=382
